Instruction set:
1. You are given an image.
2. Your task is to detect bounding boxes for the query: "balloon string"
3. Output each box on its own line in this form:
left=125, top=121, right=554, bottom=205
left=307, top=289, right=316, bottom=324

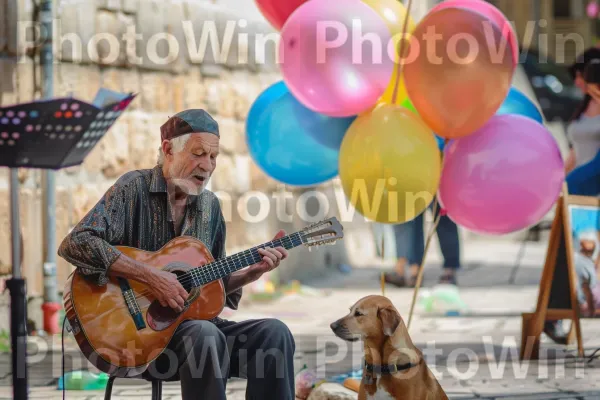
left=406, top=142, right=447, bottom=330
left=380, top=236, right=385, bottom=296
left=391, top=0, right=414, bottom=105
left=406, top=198, right=441, bottom=331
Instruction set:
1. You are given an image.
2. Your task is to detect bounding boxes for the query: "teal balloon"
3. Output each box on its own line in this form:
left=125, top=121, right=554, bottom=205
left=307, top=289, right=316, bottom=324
left=497, top=87, right=544, bottom=124
left=246, top=81, right=355, bottom=186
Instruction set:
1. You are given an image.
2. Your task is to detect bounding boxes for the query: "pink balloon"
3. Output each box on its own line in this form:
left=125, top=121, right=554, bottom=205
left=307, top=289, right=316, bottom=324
left=588, top=1, right=599, bottom=18
left=278, top=0, right=394, bottom=117
left=438, top=115, right=564, bottom=235
left=430, top=0, right=519, bottom=67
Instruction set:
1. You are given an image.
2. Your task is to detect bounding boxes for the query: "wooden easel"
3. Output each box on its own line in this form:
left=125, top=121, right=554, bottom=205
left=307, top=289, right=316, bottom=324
left=520, top=186, right=594, bottom=360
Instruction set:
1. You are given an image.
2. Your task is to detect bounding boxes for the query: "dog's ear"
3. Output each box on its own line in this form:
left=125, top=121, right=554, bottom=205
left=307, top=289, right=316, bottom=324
left=378, top=306, right=401, bottom=337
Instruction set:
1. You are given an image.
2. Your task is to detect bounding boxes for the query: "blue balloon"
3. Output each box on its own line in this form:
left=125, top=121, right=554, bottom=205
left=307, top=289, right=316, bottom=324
left=497, top=87, right=544, bottom=124
left=246, top=81, right=355, bottom=186
left=435, top=135, right=445, bottom=150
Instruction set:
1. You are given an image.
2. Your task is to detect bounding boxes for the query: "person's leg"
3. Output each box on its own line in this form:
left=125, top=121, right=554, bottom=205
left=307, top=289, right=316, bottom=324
left=408, top=213, right=426, bottom=286
left=386, top=219, right=418, bottom=287
left=217, top=318, right=296, bottom=400
left=432, top=203, right=461, bottom=284
left=144, top=320, right=230, bottom=400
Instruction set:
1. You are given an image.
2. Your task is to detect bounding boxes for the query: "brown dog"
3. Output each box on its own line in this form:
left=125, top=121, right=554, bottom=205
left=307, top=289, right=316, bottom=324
left=330, top=295, right=448, bottom=400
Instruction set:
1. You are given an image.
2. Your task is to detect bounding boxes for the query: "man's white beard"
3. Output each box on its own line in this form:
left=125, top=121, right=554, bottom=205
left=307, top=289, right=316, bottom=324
left=171, top=177, right=206, bottom=196
left=167, top=164, right=207, bottom=196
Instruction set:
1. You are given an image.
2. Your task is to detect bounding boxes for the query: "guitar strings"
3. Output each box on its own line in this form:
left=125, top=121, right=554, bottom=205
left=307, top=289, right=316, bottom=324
left=131, top=234, right=301, bottom=301
left=131, top=233, right=304, bottom=301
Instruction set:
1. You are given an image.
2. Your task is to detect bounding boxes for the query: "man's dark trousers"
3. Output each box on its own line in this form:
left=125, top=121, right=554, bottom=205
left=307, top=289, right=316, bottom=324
left=144, top=318, right=296, bottom=399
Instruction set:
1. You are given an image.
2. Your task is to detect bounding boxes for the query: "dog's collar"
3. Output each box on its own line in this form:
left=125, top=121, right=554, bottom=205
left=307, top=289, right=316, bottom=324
left=364, top=359, right=420, bottom=375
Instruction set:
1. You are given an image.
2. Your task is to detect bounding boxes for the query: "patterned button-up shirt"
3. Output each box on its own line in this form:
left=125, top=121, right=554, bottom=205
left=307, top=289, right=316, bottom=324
left=57, top=165, right=242, bottom=310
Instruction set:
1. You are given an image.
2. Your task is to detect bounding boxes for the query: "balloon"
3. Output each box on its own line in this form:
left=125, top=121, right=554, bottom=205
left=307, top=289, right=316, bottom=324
left=379, top=67, right=409, bottom=105
left=255, top=0, right=308, bottom=31
left=362, top=0, right=416, bottom=36
left=364, top=0, right=416, bottom=105
left=438, top=115, right=565, bottom=235
left=430, top=0, right=519, bottom=67
left=403, top=7, right=514, bottom=139
left=246, top=81, right=355, bottom=186
left=339, top=104, right=441, bottom=224
left=497, top=87, right=544, bottom=124
left=401, top=98, right=446, bottom=149
left=587, top=1, right=599, bottom=19
left=279, top=0, right=395, bottom=117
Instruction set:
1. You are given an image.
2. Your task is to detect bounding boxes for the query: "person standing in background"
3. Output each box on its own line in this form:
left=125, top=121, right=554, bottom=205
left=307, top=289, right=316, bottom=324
left=544, top=50, right=600, bottom=344
left=383, top=138, right=462, bottom=287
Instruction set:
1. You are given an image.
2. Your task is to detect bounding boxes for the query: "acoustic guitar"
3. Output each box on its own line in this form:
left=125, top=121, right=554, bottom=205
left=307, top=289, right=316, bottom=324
left=62, top=217, right=344, bottom=377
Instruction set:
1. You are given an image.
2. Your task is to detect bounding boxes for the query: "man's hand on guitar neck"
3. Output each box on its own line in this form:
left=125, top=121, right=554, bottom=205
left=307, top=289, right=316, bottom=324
left=225, top=230, right=289, bottom=293
left=109, top=254, right=189, bottom=312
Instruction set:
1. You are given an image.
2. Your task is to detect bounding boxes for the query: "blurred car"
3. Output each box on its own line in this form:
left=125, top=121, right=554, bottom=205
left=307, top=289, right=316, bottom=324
left=519, top=48, right=584, bottom=123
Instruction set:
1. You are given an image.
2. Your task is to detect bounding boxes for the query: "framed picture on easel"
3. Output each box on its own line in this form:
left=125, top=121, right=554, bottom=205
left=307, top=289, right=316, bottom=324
left=520, top=187, right=600, bottom=361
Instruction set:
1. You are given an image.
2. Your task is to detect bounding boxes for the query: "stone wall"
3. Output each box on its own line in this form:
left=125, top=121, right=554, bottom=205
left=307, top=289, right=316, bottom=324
left=0, top=0, right=383, bottom=325
left=0, top=0, right=289, bottom=296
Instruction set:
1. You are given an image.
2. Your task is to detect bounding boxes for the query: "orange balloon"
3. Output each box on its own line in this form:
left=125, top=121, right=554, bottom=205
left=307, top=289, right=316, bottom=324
left=403, top=8, right=514, bottom=139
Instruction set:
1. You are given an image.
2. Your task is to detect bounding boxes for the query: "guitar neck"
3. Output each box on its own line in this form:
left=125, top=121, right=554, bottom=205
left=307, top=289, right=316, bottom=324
left=186, top=232, right=305, bottom=287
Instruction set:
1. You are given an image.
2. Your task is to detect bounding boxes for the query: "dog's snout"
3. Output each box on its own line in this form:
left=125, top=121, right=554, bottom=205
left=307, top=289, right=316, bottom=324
left=330, top=320, right=340, bottom=331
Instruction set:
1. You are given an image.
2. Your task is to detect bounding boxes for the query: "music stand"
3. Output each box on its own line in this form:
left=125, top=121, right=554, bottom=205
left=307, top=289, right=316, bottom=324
left=0, top=93, right=136, bottom=399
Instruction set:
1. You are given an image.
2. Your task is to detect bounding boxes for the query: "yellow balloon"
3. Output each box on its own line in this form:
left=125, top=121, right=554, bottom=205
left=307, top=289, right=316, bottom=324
left=339, top=104, right=441, bottom=224
left=379, top=67, right=408, bottom=105
left=362, top=0, right=416, bottom=105
left=362, top=0, right=416, bottom=38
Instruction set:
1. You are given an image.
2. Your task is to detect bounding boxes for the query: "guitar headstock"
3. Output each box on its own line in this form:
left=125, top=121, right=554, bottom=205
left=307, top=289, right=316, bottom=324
left=300, top=217, right=344, bottom=248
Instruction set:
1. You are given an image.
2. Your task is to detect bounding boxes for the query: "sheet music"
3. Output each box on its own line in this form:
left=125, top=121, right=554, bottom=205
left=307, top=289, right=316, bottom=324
left=92, top=88, right=130, bottom=108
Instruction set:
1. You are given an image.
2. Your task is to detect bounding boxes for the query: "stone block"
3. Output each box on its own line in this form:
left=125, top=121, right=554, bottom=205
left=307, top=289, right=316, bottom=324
left=183, top=67, right=206, bottom=109
left=92, top=11, right=133, bottom=67
left=0, top=57, right=17, bottom=106
left=0, top=0, right=6, bottom=52
left=136, top=0, right=187, bottom=72
left=122, top=0, right=138, bottom=14
left=164, top=0, right=190, bottom=73
left=127, top=111, right=167, bottom=169
left=120, top=68, right=142, bottom=99
left=6, top=0, right=35, bottom=56
left=249, top=160, right=279, bottom=192
left=53, top=63, right=101, bottom=103
left=218, top=117, right=245, bottom=155
left=96, top=0, right=122, bottom=11
left=171, top=75, right=185, bottom=113
left=182, top=0, right=221, bottom=66
left=17, top=58, right=40, bottom=103
left=54, top=0, right=97, bottom=64
left=203, top=76, right=238, bottom=118
left=0, top=187, right=45, bottom=293
left=211, top=154, right=250, bottom=195
left=139, top=72, right=175, bottom=112
left=83, top=113, right=130, bottom=179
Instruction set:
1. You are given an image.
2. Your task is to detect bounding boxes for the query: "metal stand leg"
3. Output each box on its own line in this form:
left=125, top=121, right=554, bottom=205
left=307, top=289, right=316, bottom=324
left=9, top=168, right=28, bottom=400
left=7, top=278, right=28, bottom=400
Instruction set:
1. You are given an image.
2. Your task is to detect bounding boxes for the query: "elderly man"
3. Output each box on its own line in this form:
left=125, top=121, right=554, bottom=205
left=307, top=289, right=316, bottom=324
left=57, top=109, right=296, bottom=400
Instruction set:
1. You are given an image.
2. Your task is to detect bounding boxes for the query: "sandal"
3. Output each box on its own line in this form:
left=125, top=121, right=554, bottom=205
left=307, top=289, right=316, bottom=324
left=408, top=275, right=418, bottom=288
left=439, top=274, right=457, bottom=285
left=383, top=273, right=407, bottom=288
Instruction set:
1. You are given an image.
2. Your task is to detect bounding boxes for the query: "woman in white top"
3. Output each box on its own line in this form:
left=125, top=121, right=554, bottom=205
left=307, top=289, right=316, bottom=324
left=565, top=59, right=600, bottom=197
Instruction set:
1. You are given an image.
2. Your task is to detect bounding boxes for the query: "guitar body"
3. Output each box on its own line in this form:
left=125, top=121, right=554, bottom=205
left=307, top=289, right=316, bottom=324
left=63, top=236, right=226, bottom=377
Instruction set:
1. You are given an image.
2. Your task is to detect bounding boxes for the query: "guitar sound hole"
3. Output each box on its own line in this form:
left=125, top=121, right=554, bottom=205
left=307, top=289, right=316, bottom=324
left=147, top=301, right=180, bottom=331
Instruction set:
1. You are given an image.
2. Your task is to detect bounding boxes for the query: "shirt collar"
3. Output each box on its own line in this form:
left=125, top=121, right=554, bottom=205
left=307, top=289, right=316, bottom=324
left=150, top=165, right=168, bottom=193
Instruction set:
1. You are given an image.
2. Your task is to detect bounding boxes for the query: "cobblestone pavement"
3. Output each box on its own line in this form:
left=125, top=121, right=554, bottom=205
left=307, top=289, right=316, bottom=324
left=2, top=240, right=600, bottom=399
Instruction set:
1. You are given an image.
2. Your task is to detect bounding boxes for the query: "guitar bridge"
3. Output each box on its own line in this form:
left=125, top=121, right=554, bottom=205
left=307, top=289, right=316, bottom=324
left=118, top=278, right=147, bottom=330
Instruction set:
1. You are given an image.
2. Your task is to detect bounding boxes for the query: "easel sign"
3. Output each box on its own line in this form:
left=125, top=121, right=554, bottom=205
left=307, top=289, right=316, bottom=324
left=521, top=186, right=600, bottom=361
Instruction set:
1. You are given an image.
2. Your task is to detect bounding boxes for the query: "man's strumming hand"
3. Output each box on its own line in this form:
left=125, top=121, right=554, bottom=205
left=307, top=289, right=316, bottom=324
left=146, top=269, right=189, bottom=312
